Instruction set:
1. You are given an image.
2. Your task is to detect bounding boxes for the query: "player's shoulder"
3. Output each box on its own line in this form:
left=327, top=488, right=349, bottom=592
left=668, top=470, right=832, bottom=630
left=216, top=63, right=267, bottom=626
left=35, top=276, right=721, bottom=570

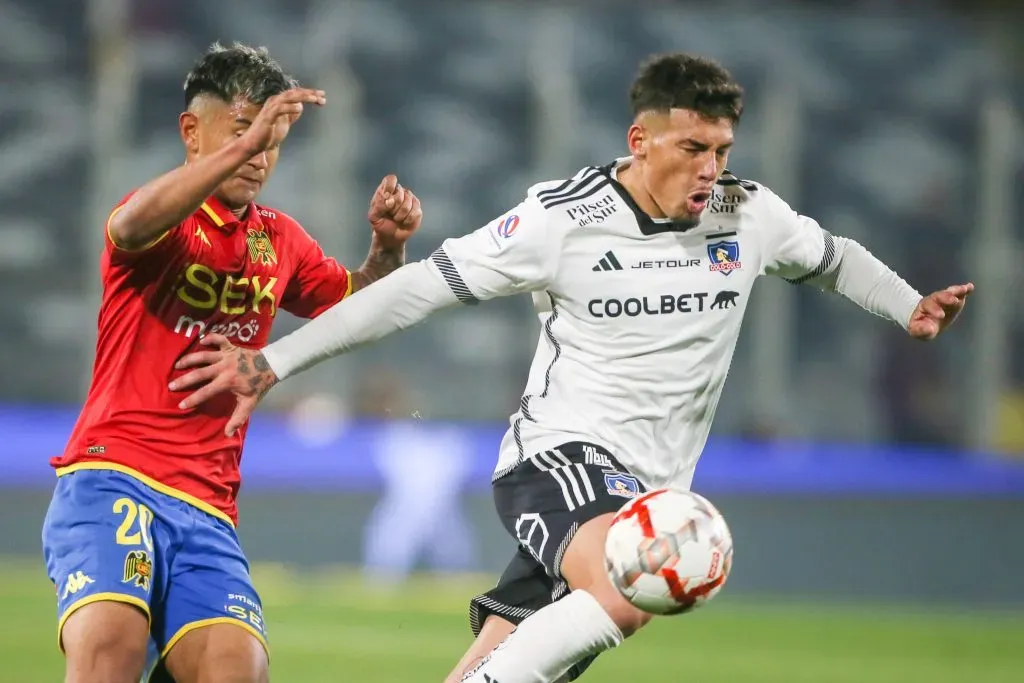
left=715, top=169, right=763, bottom=199
left=715, top=170, right=792, bottom=215
left=524, top=164, right=611, bottom=213
left=251, top=203, right=308, bottom=236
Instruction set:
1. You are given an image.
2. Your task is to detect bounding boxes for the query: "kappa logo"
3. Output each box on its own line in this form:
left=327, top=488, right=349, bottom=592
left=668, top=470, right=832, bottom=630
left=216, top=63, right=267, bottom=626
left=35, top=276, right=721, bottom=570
left=122, top=550, right=153, bottom=591
left=194, top=225, right=211, bottom=247
left=710, top=291, right=739, bottom=309
left=61, top=571, right=95, bottom=599
left=592, top=251, right=623, bottom=272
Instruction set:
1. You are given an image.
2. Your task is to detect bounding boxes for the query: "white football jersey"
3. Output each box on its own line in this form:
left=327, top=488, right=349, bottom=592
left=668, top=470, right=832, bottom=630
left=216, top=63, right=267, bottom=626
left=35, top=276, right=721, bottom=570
left=427, top=157, right=837, bottom=491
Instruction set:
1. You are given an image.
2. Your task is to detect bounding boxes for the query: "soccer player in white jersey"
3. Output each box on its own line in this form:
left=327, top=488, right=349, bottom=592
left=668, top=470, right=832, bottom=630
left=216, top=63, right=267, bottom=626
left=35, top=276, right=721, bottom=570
left=170, top=53, right=973, bottom=682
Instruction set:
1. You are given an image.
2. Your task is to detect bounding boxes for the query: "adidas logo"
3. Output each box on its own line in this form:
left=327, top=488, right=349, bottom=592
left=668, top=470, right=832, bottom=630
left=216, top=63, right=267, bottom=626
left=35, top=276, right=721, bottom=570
left=592, top=251, right=623, bottom=272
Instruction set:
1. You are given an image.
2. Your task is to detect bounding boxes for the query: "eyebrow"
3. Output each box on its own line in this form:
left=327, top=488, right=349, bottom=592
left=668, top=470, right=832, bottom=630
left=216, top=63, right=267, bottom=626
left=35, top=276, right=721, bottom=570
left=683, top=138, right=733, bottom=149
left=234, top=117, right=254, bottom=126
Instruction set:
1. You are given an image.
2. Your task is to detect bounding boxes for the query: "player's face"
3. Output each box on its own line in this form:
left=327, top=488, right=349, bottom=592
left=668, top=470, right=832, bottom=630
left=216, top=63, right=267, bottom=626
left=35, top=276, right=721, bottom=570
left=182, top=96, right=281, bottom=210
left=630, top=109, right=734, bottom=222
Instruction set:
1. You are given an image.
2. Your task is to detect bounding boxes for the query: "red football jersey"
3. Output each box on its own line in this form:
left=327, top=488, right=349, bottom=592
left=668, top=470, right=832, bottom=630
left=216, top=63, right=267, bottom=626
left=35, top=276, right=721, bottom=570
left=52, top=194, right=351, bottom=524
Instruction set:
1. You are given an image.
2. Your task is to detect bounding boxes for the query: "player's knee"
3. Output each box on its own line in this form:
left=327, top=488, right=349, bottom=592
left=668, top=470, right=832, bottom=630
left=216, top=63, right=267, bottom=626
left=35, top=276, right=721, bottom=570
left=584, top=582, right=652, bottom=636
left=62, top=602, right=149, bottom=683
left=560, top=513, right=653, bottom=637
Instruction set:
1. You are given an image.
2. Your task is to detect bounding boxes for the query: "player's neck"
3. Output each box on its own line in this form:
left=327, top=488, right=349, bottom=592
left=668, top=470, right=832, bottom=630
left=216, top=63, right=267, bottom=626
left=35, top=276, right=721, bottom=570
left=615, top=163, right=667, bottom=220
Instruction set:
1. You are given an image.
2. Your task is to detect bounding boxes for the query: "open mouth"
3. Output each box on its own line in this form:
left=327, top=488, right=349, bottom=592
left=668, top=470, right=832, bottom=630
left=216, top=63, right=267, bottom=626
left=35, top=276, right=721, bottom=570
left=687, top=190, right=711, bottom=213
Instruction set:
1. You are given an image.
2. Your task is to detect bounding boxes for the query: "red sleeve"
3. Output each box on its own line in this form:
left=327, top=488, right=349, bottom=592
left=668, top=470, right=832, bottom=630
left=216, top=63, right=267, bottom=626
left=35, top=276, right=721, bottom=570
left=280, top=220, right=352, bottom=319
left=104, top=190, right=188, bottom=266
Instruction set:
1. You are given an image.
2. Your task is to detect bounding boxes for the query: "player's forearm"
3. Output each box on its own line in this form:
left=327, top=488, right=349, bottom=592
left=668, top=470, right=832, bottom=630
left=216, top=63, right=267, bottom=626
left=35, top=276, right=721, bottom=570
left=108, top=138, right=257, bottom=250
left=261, top=260, right=458, bottom=380
left=814, top=236, right=922, bottom=330
left=349, top=234, right=405, bottom=293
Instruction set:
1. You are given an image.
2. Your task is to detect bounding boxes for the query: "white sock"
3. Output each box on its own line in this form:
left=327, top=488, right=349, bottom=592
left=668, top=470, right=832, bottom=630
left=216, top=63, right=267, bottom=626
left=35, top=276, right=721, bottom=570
left=460, top=590, right=623, bottom=683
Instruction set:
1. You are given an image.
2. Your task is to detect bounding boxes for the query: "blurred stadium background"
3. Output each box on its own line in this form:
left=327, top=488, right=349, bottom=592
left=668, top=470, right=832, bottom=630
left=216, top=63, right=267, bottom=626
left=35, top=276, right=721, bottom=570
left=1, top=0, right=1023, bottom=680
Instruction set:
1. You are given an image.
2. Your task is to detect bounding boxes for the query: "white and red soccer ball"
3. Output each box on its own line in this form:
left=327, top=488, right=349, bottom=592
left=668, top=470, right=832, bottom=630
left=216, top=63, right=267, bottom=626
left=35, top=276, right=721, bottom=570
left=604, top=488, right=734, bottom=615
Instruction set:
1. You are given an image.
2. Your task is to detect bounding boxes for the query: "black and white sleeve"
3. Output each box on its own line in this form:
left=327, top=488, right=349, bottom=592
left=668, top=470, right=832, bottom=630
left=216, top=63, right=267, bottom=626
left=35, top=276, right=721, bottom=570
left=761, top=187, right=922, bottom=330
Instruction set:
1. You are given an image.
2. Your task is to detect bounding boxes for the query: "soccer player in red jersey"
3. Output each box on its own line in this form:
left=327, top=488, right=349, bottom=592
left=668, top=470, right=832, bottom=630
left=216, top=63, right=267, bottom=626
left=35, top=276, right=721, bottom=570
left=42, top=42, right=422, bottom=683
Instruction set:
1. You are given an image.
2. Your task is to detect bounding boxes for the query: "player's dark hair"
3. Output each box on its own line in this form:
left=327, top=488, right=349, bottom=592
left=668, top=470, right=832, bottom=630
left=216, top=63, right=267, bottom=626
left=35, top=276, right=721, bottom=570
left=629, top=53, right=744, bottom=124
left=183, top=42, right=298, bottom=108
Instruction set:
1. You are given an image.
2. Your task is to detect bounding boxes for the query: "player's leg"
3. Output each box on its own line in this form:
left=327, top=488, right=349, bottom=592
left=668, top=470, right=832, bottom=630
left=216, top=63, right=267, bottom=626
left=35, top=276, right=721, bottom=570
left=61, top=603, right=150, bottom=683
left=42, top=470, right=167, bottom=683
left=445, top=546, right=552, bottom=682
left=160, top=624, right=267, bottom=683
left=458, top=443, right=651, bottom=683
left=447, top=614, right=590, bottom=683
left=445, top=614, right=516, bottom=683
left=152, top=510, right=268, bottom=683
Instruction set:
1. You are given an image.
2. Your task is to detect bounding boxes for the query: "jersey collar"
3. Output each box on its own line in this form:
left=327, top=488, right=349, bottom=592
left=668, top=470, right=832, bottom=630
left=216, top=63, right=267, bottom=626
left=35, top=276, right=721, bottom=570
left=601, top=158, right=700, bottom=235
left=198, top=195, right=262, bottom=231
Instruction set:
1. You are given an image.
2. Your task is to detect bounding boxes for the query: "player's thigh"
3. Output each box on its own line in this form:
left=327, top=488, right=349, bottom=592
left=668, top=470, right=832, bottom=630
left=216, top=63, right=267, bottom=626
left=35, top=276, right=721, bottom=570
left=156, top=514, right=268, bottom=683
left=560, top=511, right=652, bottom=635
left=61, top=601, right=150, bottom=683
left=43, top=471, right=169, bottom=682
left=163, top=622, right=268, bottom=683
left=494, top=442, right=652, bottom=636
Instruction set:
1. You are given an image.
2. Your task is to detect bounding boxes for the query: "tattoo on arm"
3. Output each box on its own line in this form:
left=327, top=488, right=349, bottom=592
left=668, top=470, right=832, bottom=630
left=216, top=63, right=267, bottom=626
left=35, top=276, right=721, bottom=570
left=254, top=353, right=271, bottom=374
left=350, top=241, right=405, bottom=293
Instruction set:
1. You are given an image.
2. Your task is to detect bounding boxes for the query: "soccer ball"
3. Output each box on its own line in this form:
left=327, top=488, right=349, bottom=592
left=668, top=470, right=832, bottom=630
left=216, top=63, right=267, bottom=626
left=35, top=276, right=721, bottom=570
left=604, top=488, right=733, bottom=615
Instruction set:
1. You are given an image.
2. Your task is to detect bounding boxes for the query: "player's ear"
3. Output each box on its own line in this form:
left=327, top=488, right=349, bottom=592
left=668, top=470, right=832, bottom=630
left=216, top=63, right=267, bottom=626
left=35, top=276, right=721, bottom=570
left=179, top=111, right=200, bottom=156
left=627, top=123, right=646, bottom=160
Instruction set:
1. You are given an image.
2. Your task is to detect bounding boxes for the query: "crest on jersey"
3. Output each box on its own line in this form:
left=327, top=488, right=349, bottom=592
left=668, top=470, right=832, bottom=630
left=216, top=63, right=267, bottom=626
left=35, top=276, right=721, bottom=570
left=247, top=229, right=277, bottom=265
left=604, top=472, right=640, bottom=499
left=707, top=240, right=741, bottom=276
left=122, top=550, right=152, bottom=591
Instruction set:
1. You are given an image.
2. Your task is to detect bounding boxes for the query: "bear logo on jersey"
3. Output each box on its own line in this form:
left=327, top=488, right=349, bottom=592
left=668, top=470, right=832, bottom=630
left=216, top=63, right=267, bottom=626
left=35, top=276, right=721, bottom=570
left=246, top=229, right=278, bottom=266
left=711, top=291, right=740, bottom=309
left=707, top=240, right=741, bottom=276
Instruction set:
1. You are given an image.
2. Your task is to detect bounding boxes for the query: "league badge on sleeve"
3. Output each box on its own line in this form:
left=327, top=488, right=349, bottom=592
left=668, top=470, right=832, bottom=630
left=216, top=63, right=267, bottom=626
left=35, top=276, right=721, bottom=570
left=494, top=214, right=520, bottom=239
left=707, top=240, right=741, bottom=275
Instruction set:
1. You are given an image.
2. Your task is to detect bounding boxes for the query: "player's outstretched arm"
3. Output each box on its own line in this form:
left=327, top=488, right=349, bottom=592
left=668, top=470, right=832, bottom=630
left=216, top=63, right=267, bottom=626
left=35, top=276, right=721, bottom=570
left=761, top=187, right=973, bottom=339
left=169, top=259, right=460, bottom=435
left=350, top=175, right=423, bottom=293
left=108, top=88, right=326, bottom=251
left=797, top=237, right=973, bottom=339
left=169, top=192, right=557, bottom=434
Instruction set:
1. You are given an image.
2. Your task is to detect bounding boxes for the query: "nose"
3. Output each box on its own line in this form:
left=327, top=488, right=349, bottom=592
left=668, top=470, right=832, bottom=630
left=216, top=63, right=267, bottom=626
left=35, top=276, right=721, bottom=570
left=698, top=151, right=718, bottom=181
left=248, top=150, right=269, bottom=170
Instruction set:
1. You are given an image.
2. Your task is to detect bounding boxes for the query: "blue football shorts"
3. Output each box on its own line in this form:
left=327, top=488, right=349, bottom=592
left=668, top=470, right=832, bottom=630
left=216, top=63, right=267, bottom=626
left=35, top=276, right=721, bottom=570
left=42, top=468, right=268, bottom=675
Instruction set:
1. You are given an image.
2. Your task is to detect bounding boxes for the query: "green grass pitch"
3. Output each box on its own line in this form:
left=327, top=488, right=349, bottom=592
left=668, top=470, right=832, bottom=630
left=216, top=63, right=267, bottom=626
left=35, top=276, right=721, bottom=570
left=2, top=559, right=1022, bottom=682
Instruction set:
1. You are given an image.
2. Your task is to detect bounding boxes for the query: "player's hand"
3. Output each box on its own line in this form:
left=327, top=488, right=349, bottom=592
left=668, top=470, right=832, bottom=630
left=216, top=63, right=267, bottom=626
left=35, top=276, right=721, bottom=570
left=168, top=334, right=279, bottom=436
left=907, top=283, right=974, bottom=340
left=239, top=88, right=327, bottom=155
left=368, top=174, right=422, bottom=250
